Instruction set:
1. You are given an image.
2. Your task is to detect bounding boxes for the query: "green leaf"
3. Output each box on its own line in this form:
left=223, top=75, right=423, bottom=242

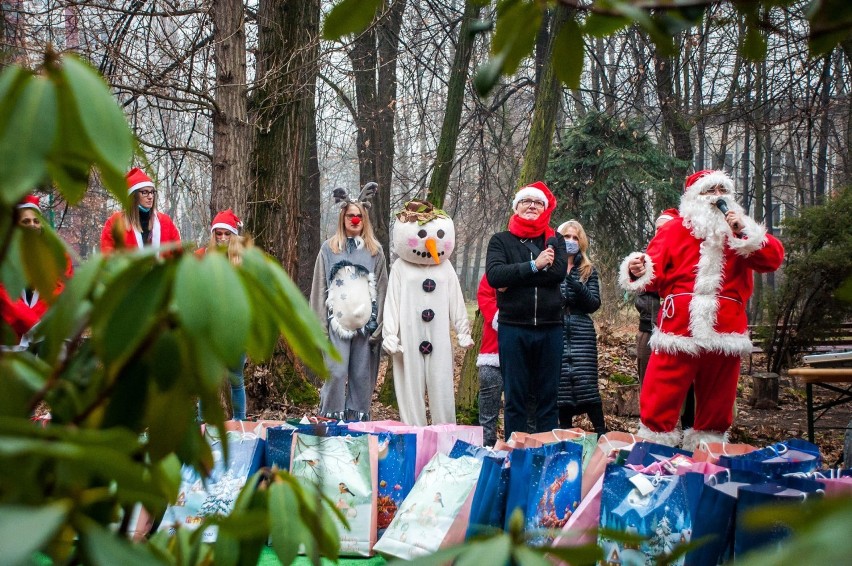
left=0, top=227, right=27, bottom=298
left=473, top=53, right=507, bottom=97
left=469, top=18, right=493, bottom=34
left=0, top=353, right=50, bottom=418
left=0, top=75, right=57, bottom=203
left=455, top=535, right=512, bottom=566
left=79, top=518, right=163, bottom=566
left=491, top=0, right=542, bottom=76
left=0, top=502, right=70, bottom=565
left=58, top=56, right=133, bottom=192
left=742, top=24, right=768, bottom=60
left=553, top=18, right=584, bottom=89
left=583, top=13, right=630, bottom=38
left=19, top=224, right=69, bottom=306
left=544, top=541, right=605, bottom=564
left=512, top=544, right=554, bottom=566
left=0, top=65, right=28, bottom=136
left=174, top=252, right=251, bottom=367
left=322, top=0, right=382, bottom=41
left=144, top=383, right=196, bottom=461
left=269, top=482, right=301, bottom=566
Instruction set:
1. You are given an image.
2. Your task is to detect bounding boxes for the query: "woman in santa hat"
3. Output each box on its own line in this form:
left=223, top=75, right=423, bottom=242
left=1, top=195, right=73, bottom=350
left=310, top=185, right=388, bottom=421
left=100, top=167, right=181, bottom=253
left=196, top=209, right=251, bottom=420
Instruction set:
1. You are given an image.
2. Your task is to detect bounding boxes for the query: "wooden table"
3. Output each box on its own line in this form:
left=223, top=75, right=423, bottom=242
left=788, top=367, right=852, bottom=443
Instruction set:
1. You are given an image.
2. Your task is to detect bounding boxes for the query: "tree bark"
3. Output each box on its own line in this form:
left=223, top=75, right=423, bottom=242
left=653, top=41, right=693, bottom=181
left=842, top=40, right=852, bottom=186
left=211, top=0, right=249, bottom=217
left=427, top=1, right=481, bottom=207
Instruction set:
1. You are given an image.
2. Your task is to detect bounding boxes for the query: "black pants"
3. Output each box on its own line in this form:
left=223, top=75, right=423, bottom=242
left=559, top=402, right=607, bottom=435
left=498, top=323, right=563, bottom=439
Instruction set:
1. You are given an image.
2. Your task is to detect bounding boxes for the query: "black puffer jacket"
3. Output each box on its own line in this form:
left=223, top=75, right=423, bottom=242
left=557, top=263, right=602, bottom=407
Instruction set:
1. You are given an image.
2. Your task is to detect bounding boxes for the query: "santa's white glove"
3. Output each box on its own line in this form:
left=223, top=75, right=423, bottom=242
left=382, top=335, right=403, bottom=355
left=457, top=334, right=474, bottom=349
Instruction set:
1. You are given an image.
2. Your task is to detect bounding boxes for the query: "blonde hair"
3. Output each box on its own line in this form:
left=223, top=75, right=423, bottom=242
left=125, top=190, right=156, bottom=234
left=329, top=202, right=380, bottom=255
left=207, top=232, right=252, bottom=266
left=558, top=219, right=593, bottom=282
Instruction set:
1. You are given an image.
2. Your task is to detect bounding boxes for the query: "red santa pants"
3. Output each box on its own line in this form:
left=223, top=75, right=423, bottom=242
left=640, top=350, right=740, bottom=432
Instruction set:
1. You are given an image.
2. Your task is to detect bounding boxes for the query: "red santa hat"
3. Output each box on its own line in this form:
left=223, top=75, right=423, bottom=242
left=512, top=181, right=550, bottom=210
left=126, top=167, right=155, bottom=195
left=683, top=169, right=734, bottom=198
left=16, top=194, right=41, bottom=211
left=210, top=209, right=242, bottom=234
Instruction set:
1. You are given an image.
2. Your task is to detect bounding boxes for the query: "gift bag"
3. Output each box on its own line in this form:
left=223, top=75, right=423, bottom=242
left=524, top=441, right=584, bottom=544
left=289, top=432, right=379, bottom=556
left=373, top=431, right=417, bottom=533
left=265, top=424, right=298, bottom=470
left=513, top=428, right=598, bottom=471
left=692, top=441, right=757, bottom=464
left=425, top=424, right=484, bottom=459
left=159, top=431, right=265, bottom=542
left=503, top=441, right=573, bottom=531
left=785, top=469, right=852, bottom=496
left=625, top=441, right=693, bottom=467
left=466, top=454, right=511, bottom=537
left=552, top=475, right=604, bottom=551
left=582, top=432, right=644, bottom=498
left=374, top=453, right=482, bottom=560
left=374, top=424, right=431, bottom=478
left=598, top=464, right=703, bottom=566
left=718, top=439, right=821, bottom=477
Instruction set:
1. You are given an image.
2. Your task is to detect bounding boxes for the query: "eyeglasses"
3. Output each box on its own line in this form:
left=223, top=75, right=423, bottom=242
left=518, top=198, right=545, bottom=208
left=137, top=189, right=157, bottom=197
left=700, top=186, right=729, bottom=196
left=345, top=214, right=363, bottom=219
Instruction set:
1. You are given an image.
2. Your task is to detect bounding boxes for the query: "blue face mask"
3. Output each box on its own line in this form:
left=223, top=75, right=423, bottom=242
left=138, top=205, right=151, bottom=213
left=564, top=240, right=580, bottom=255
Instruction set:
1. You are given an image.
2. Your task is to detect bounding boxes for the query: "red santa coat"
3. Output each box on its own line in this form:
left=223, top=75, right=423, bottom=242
left=476, top=274, right=499, bottom=367
left=100, top=211, right=181, bottom=253
left=1, top=259, right=73, bottom=345
left=619, top=199, right=784, bottom=357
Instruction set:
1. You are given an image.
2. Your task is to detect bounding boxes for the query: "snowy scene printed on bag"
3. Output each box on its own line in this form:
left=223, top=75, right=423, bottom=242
left=374, top=453, right=482, bottom=560
left=158, top=431, right=264, bottom=542
left=289, top=432, right=378, bottom=556
left=598, top=464, right=700, bottom=566
left=524, top=442, right=584, bottom=545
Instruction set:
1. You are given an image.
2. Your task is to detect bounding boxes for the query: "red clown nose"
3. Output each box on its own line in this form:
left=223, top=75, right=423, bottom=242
left=350, top=216, right=361, bottom=226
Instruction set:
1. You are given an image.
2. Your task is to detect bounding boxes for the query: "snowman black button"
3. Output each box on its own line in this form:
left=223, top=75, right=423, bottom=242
left=419, top=341, right=433, bottom=355
left=421, top=309, right=435, bottom=322
left=422, top=279, right=436, bottom=292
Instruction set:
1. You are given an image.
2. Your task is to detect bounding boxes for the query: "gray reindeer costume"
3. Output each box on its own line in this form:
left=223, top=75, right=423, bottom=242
left=309, top=182, right=388, bottom=421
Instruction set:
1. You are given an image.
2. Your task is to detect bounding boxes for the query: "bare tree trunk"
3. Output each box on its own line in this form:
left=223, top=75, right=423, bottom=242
left=841, top=40, right=852, bottom=185
left=211, top=0, right=249, bottom=216
left=427, top=1, right=480, bottom=207
left=653, top=42, right=693, bottom=181
left=814, top=53, right=833, bottom=204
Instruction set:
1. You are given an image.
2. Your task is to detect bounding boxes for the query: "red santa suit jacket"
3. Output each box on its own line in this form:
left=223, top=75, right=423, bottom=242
left=1, top=259, right=74, bottom=345
left=619, top=200, right=784, bottom=357
left=100, top=211, right=181, bottom=253
left=476, top=274, right=499, bottom=367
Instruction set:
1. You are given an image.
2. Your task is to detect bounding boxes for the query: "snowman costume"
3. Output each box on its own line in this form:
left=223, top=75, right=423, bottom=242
left=618, top=170, right=784, bottom=449
left=310, top=183, right=388, bottom=420
left=382, top=201, right=473, bottom=425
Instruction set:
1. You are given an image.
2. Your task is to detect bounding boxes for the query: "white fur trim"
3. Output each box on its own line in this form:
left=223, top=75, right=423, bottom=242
left=326, top=271, right=377, bottom=339
left=649, top=330, right=753, bottom=357
left=618, top=252, right=654, bottom=292
left=726, top=214, right=768, bottom=257
left=210, top=222, right=239, bottom=234
left=128, top=180, right=155, bottom=194
left=476, top=353, right=500, bottom=367
left=16, top=203, right=40, bottom=211
left=684, top=170, right=734, bottom=199
left=682, top=428, right=728, bottom=452
left=512, top=186, right=548, bottom=210
left=637, top=423, right=682, bottom=447
left=492, top=312, right=499, bottom=331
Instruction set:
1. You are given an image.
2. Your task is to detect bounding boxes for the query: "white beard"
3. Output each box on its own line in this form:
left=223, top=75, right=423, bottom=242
left=679, top=193, right=734, bottom=242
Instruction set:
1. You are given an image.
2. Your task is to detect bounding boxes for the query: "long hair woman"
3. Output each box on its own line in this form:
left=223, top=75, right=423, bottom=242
left=100, top=167, right=180, bottom=253
left=309, top=184, right=387, bottom=421
left=556, top=219, right=605, bottom=434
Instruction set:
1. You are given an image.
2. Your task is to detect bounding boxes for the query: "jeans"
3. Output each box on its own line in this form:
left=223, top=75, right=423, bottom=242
left=478, top=364, right=503, bottom=446
left=198, top=354, right=247, bottom=421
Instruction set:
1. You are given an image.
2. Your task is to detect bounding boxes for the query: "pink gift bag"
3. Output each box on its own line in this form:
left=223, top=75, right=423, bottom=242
left=692, top=441, right=757, bottom=464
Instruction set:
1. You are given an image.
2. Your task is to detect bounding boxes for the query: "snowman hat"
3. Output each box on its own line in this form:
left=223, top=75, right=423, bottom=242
left=210, top=209, right=242, bottom=234
left=333, top=181, right=378, bottom=210
left=683, top=169, right=734, bottom=197
left=16, top=194, right=41, bottom=211
left=512, top=182, right=549, bottom=210
left=126, top=167, right=155, bottom=195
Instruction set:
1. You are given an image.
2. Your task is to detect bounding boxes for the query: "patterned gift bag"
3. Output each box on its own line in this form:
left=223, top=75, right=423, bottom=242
left=524, top=441, right=584, bottom=545
left=718, top=439, right=821, bottom=478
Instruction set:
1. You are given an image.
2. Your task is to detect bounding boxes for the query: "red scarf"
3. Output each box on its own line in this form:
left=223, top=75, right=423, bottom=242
left=507, top=182, right=557, bottom=239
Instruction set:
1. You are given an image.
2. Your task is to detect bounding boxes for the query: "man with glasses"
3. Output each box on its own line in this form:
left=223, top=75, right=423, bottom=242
left=485, top=181, right=567, bottom=439
left=619, top=169, right=784, bottom=450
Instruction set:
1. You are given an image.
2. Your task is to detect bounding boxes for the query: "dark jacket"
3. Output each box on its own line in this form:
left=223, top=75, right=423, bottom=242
left=558, top=263, right=602, bottom=407
left=635, top=291, right=660, bottom=333
left=485, top=231, right=567, bottom=326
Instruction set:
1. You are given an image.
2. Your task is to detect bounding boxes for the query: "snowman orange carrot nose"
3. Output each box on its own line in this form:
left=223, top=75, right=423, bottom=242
left=425, top=238, right=440, bottom=264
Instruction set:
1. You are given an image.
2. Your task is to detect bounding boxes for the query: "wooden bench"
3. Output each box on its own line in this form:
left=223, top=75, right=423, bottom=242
left=746, top=321, right=852, bottom=375
left=786, top=367, right=852, bottom=443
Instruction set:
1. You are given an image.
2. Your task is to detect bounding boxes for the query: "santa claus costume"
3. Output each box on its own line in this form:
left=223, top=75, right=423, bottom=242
left=619, top=170, right=784, bottom=450
left=476, top=274, right=501, bottom=446
left=100, top=167, right=181, bottom=253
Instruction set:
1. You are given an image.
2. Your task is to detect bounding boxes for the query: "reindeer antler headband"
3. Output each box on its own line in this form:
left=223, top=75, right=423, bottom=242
left=332, top=181, right=379, bottom=210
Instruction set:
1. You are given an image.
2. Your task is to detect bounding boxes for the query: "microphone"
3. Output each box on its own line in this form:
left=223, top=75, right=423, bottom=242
left=542, top=237, right=557, bottom=271
left=715, top=198, right=730, bottom=214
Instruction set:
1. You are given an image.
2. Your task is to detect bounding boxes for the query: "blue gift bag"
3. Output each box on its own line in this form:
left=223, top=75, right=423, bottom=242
left=718, top=439, right=821, bottom=478
left=625, top=441, right=693, bottom=467
left=598, top=463, right=703, bottom=565
left=373, top=430, right=417, bottom=533
left=503, top=441, right=573, bottom=531
left=524, top=441, right=584, bottom=544
left=466, top=454, right=510, bottom=538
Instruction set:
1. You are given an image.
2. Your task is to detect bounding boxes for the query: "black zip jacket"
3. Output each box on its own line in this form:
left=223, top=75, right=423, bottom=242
left=485, top=231, right=567, bottom=326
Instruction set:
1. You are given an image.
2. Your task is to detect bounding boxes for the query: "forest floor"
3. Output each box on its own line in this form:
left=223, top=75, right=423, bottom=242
left=253, top=322, right=850, bottom=468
